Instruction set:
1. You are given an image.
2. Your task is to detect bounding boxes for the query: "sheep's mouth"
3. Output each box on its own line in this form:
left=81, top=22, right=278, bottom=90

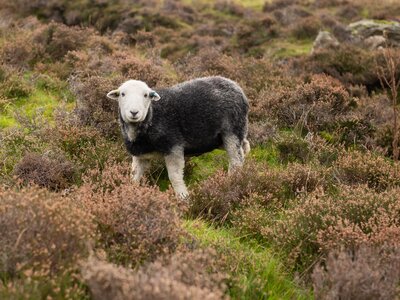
left=127, top=116, right=142, bottom=123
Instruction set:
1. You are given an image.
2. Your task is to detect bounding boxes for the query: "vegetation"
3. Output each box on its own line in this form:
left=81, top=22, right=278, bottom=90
left=1, top=0, right=400, bottom=299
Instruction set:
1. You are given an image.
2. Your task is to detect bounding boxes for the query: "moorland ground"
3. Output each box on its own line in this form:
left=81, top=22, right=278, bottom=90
left=1, top=0, right=400, bottom=299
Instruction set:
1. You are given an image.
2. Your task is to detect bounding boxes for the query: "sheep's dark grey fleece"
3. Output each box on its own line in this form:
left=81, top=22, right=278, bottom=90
left=120, top=76, right=249, bottom=157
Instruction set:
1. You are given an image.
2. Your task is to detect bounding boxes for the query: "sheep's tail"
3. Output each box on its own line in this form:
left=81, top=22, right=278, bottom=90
left=242, top=139, right=250, bottom=156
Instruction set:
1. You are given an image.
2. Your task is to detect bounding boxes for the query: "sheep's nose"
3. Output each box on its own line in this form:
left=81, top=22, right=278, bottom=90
left=130, top=110, right=138, bottom=117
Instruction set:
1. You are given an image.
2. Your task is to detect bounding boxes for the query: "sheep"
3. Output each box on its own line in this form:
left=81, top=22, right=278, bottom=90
left=107, top=76, right=250, bottom=199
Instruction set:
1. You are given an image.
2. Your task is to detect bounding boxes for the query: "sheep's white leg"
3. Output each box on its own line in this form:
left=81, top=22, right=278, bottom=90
left=242, top=138, right=251, bottom=156
left=131, top=156, right=150, bottom=183
left=223, top=135, right=245, bottom=173
left=164, top=147, right=188, bottom=199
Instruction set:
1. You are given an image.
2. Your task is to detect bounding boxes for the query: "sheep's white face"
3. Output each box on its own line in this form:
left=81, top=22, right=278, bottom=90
left=107, top=80, right=160, bottom=123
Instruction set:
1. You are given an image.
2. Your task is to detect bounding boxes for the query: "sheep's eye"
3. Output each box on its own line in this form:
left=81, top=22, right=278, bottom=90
left=121, top=92, right=125, bottom=97
left=144, top=93, right=148, bottom=98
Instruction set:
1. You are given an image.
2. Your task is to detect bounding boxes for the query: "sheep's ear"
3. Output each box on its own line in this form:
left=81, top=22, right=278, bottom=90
left=149, top=90, right=160, bottom=101
left=107, top=89, right=120, bottom=100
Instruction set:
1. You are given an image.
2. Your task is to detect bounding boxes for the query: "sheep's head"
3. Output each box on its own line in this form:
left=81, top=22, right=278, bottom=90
left=107, top=80, right=160, bottom=123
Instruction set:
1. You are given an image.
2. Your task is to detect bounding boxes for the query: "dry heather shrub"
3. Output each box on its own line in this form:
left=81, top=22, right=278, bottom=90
left=49, top=111, right=126, bottom=174
left=263, top=0, right=306, bottom=11
left=0, top=186, right=95, bottom=277
left=235, top=19, right=278, bottom=54
left=132, top=30, right=157, bottom=47
left=70, top=75, right=122, bottom=138
left=313, top=0, right=349, bottom=8
left=261, top=74, right=353, bottom=131
left=0, top=124, right=49, bottom=182
left=13, top=152, right=76, bottom=191
left=78, top=163, right=182, bottom=265
left=0, top=0, right=63, bottom=17
left=190, top=161, right=282, bottom=223
left=356, top=94, right=393, bottom=152
left=0, top=30, right=37, bottom=69
left=306, top=44, right=378, bottom=87
left=0, top=69, right=33, bottom=100
left=335, top=4, right=361, bottom=22
left=231, top=202, right=271, bottom=239
left=177, top=49, right=241, bottom=82
left=333, top=117, right=375, bottom=148
left=162, top=0, right=196, bottom=24
left=267, top=186, right=400, bottom=272
left=289, top=16, right=321, bottom=40
left=0, top=23, right=88, bottom=70
left=312, top=246, right=400, bottom=300
left=113, top=51, right=169, bottom=87
left=177, top=49, right=289, bottom=100
left=281, top=162, right=329, bottom=197
left=247, top=120, right=277, bottom=145
left=66, top=32, right=171, bottom=82
left=335, top=150, right=400, bottom=191
left=0, top=272, right=88, bottom=300
left=230, top=163, right=328, bottom=238
left=191, top=159, right=328, bottom=224
left=82, top=249, right=227, bottom=300
left=270, top=5, right=311, bottom=26
left=307, top=134, right=343, bottom=166
left=275, top=132, right=312, bottom=163
left=32, top=22, right=88, bottom=61
left=214, top=0, right=245, bottom=16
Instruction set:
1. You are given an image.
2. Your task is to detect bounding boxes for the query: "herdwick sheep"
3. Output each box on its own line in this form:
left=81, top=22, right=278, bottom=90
left=107, top=76, right=250, bottom=199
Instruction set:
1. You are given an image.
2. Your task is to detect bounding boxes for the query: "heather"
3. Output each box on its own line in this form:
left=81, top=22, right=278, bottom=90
left=1, top=0, right=400, bottom=298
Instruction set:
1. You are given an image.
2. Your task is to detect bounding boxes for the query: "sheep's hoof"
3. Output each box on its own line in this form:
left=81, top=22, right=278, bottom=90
left=178, top=192, right=189, bottom=202
left=130, top=175, right=141, bottom=185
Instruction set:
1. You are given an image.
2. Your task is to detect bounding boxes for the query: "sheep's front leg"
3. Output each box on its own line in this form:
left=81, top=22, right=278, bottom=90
left=164, top=148, right=188, bottom=199
left=131, top=156, right=149, bottom=183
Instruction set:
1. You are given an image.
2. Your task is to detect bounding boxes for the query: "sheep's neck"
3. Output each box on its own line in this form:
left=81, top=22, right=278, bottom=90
left=121, top=105, right=153, bottom=142
left=126, top=125, right=137, bottom=141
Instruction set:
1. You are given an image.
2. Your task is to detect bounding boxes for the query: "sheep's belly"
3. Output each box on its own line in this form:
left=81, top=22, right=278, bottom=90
left=183, top=139, right=223, bottom=157
left=137, top=152, right=163, bottom=160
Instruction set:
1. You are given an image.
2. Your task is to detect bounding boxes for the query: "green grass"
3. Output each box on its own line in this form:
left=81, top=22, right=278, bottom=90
left=270, top=39, right=314, bottom=58
left=184, top=219, right=312, bottom=300
left=186, top=144, right=280, bottom=185
left=0, top=115, right=16, bottom=128
left=0, top=86, right=75, bottom=129
left=249, top=143, right=280, bottom=166
left=181, top=0, right=265, bottom=11
left=187, top=149, right=228, bottom=184
left=237, top=0, right=266, bottom=10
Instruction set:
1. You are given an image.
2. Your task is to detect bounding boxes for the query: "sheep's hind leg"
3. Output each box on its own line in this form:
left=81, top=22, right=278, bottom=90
left=242, top=138, right=251, bottom=155
left=223, top=135, right=245, bottom=173
left=164, top=147, right=189, bottom=199
left=131, top=156, right=150, bottom=183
